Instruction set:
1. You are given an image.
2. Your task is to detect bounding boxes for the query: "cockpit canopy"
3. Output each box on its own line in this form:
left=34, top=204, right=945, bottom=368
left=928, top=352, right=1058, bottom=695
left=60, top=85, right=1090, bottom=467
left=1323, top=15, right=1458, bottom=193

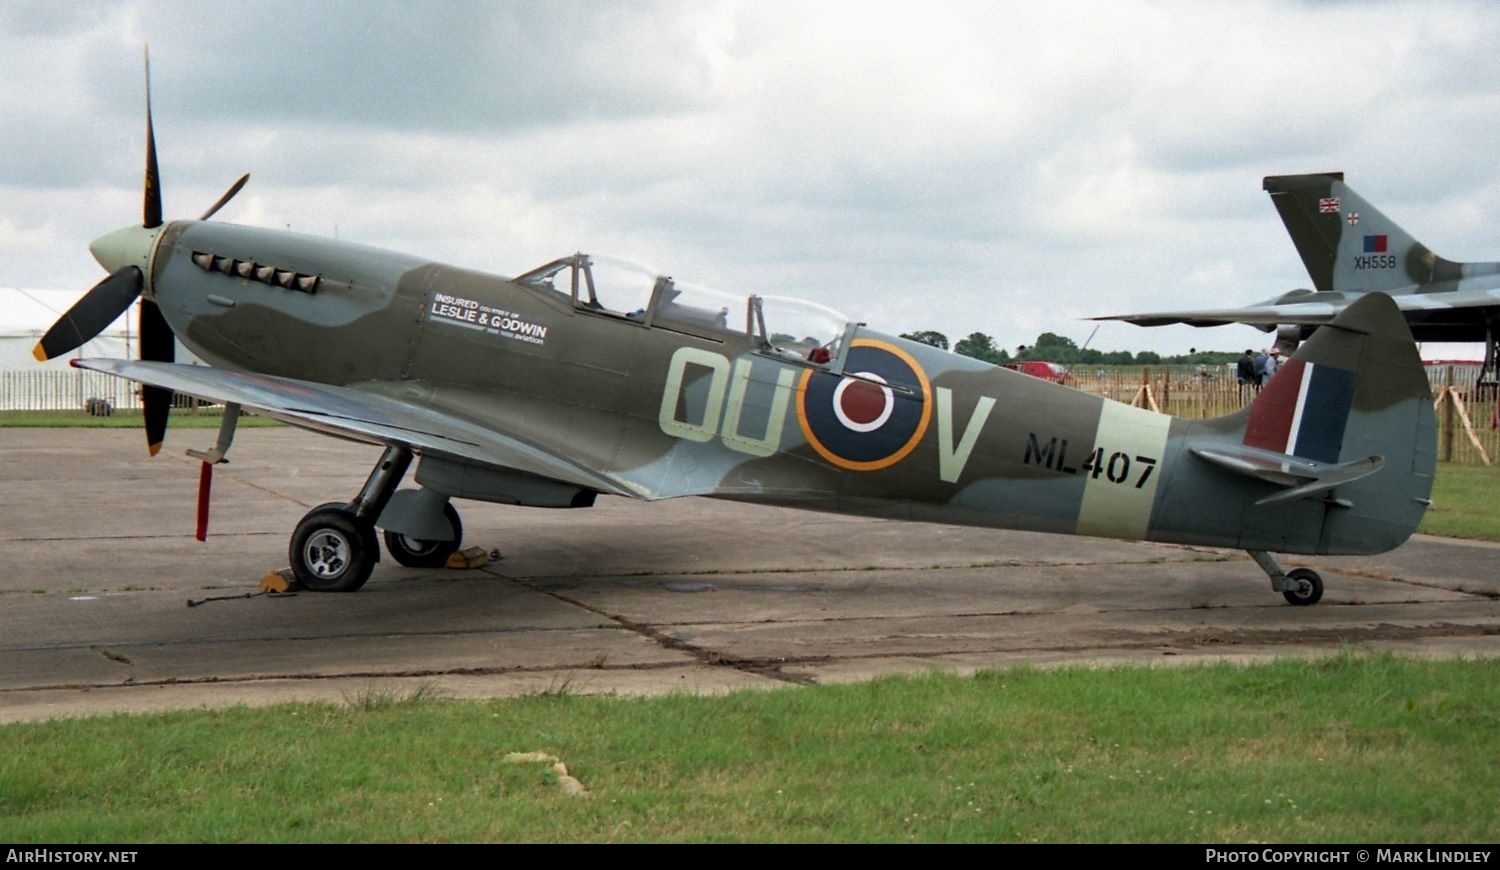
left=515, top=253, right=849, bottom=361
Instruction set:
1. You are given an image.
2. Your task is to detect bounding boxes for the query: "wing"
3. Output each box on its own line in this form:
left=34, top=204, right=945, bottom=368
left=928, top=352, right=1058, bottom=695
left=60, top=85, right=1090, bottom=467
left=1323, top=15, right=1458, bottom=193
left=1095, top=287, right=1500, bottom=330
left=1093, top=297, right=1348, bottom=328
left=74, top=359, right=642, bottom=499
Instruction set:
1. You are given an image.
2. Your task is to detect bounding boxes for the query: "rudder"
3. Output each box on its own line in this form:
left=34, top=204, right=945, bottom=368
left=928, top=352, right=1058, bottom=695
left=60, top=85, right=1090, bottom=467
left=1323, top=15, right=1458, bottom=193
left=1250, top=291, right=1435, bottom=553
left=1176, top=293, right=1435, bottom=556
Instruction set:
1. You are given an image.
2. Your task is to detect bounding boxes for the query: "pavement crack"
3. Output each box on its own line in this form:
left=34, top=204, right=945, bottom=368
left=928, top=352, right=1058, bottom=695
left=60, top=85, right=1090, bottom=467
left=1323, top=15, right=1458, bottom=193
left=96, top=647, right=136, bottom=684
left=202, top=471, right=316, bottom=508
left=3, top=620, right=1495, bottom=701
left=1326, top=568, right=1500, bottom=599
left=98, top=648, right=132, bottom=666
left=3, top=621, right=623, bottom=654
left=0, top=659, right=753, bottom=695
left=507, top=576, right=812, bottom=685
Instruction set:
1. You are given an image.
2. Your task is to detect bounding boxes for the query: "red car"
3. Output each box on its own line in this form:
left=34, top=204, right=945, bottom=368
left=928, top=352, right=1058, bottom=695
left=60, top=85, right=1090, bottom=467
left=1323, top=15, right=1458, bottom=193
left=1003, top=360, right=1075, bottom=384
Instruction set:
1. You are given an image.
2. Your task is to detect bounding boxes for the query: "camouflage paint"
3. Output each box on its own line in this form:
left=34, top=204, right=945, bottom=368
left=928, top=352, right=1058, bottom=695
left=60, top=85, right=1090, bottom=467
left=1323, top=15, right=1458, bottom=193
left=74, top=218, right=1435, bottom=562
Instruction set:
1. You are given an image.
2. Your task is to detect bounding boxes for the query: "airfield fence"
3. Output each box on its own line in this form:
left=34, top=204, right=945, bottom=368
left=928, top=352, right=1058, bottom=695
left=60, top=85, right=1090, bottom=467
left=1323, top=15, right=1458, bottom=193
left=1070, top=363, right=1498, bottom=466
left=0, top=369, right=214, bottom=416
left=0, top=369, right=142, bottom=413
left=2, top=364, right=1496, bottom=464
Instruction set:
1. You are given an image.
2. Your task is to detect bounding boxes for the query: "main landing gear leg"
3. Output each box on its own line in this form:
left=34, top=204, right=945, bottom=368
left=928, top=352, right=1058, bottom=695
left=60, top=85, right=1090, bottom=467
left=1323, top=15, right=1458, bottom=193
left=1247, top=549, right=1324, bottom=606
left=290, top=445, right=413, bottom=592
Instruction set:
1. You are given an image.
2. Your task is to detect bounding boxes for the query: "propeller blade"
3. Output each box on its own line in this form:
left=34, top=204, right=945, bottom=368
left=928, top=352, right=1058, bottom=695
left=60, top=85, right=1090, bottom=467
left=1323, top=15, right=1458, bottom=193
left=199, top=173, right=250, bottom=221
left=139, top=297, right=174, bottom=362
left=32, top=267, right=143, bottom=362
left=140, top=298, right=175, bottom=456
left=142, top=388, right=172, bottom=456
left=143, top=47, right=163, bottom=229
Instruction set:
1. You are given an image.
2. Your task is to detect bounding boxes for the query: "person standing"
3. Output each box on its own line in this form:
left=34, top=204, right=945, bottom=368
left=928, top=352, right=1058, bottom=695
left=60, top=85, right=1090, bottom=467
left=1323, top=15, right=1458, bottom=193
left=1237, top=349, right=1257, bottom=402
left=1262, top=347, right=1281, bottom=384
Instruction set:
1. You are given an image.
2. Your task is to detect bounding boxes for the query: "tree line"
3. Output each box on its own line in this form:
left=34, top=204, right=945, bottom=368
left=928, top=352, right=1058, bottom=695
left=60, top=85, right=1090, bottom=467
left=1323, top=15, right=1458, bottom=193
left=899, top=330, right=1242, bottom=367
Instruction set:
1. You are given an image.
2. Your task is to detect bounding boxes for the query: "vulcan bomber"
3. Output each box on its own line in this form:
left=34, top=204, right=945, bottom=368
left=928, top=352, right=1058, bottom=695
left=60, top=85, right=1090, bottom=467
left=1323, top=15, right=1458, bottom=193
left=1100, top=171, right=1500, bottom=371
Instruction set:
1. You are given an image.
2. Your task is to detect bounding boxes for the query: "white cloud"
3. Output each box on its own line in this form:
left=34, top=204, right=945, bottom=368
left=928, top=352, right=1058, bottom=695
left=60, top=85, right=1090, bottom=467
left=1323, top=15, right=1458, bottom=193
left=4, top=0, right=1498, bottom=358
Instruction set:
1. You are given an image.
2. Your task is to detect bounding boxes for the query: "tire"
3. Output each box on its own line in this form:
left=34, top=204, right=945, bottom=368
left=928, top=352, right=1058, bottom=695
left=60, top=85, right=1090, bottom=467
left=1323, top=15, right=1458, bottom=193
left=383, top=502, right=463, bottom=569
left=290, top=503, right=378, bottom=592
left=1282, top=567, right=1323, bottom=606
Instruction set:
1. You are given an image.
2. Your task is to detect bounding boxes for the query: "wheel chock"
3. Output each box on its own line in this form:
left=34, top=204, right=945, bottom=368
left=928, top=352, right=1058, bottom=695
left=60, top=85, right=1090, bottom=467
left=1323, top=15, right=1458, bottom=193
left=260, top=568, right=302, bottom=593
left=445, top=546, right=490, bottom=569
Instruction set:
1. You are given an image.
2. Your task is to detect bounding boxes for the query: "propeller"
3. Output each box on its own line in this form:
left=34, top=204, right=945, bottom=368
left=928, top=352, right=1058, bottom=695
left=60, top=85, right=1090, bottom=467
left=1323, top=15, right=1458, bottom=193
left=143, top=48, right=162, bottom=231
left=200, top=173, right=250, bottom=221
left=138, top=46, right=171, bottom=456
left=34, top=46, right=249, bottom=458
left=31, top=268, right=142, bottom=363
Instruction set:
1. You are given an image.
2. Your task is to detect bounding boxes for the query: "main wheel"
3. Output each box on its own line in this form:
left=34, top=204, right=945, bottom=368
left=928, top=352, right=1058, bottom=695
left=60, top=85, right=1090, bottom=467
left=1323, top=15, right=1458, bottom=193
left=291, top=503, right=378, bottom=592
left=1282, top=567, right=1323, bottom=606
left=383, top=502, right=464, bottom=569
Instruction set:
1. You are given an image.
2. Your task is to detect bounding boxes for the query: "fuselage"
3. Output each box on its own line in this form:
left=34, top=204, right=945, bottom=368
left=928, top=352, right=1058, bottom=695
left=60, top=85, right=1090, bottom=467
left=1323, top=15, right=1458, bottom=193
left=120, top=219, right=1432, bottom=558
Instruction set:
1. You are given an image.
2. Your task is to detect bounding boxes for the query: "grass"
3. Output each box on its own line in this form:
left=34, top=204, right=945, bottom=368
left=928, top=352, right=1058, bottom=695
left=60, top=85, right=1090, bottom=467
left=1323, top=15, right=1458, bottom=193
left=0, top=654, right=1496, bottom=843
left=1418, top=462, right=1500, bottom=542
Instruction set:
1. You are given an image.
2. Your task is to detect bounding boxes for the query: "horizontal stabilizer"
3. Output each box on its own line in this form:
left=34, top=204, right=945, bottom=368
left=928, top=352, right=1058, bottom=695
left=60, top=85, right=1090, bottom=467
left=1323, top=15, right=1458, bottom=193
left=1190, top=445, right=1383, bottom=507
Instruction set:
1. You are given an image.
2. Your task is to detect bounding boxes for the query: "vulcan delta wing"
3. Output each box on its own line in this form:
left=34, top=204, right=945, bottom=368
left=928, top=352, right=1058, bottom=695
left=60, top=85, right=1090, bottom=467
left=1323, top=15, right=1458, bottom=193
left=40, top=59, right=1436, bottom=604
left=1096, top=172, right=1500, bottom=365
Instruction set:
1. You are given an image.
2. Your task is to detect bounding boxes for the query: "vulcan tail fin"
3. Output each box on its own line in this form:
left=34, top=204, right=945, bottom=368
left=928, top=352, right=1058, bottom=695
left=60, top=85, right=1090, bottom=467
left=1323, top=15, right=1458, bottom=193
left=1263, top=172, right=1488, bottom=295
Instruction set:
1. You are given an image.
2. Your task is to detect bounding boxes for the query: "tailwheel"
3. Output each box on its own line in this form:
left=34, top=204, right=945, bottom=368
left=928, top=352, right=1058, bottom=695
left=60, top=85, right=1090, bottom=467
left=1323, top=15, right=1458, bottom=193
left=1281, top=568, right=1324, bottom=607
left=291, top=502, right=379, bottom=592
left=1249, top=549, right=1326, bottom=607
left=383, top=502, right=464, bottom=568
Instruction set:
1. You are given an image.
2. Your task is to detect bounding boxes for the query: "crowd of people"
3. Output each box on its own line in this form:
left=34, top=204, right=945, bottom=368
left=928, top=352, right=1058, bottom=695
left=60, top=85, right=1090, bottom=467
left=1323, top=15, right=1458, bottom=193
left=1236, top=347, right=1282, bottom=393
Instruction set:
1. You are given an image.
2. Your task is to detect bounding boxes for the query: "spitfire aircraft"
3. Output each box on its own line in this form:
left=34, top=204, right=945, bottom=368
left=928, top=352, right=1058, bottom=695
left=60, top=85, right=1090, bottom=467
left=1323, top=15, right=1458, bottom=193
left=1100, top=172, right=1500, bottom=370
left=36, top=69, right=1438, bottom=605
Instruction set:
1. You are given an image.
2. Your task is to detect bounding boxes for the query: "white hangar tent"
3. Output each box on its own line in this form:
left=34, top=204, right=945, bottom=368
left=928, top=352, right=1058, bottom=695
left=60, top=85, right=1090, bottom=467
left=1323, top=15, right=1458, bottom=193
left=0, top=287, right=196, bottom=411
left=0, top=287, right=131, bottom=366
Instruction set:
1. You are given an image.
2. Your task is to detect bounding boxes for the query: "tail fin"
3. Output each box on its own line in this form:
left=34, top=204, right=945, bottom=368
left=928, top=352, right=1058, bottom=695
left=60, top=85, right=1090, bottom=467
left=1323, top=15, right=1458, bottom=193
left=1263, top=172, right=1468, bottom=294
left=1241, top=353, right=1356, bottom=466
left=1187, top=292, right=1435, bottom=554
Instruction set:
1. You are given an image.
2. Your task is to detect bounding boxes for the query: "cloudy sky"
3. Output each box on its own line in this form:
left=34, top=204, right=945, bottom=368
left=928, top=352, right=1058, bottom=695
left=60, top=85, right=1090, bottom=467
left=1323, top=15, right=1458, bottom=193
left=3, top=0, right=1499, bottom=357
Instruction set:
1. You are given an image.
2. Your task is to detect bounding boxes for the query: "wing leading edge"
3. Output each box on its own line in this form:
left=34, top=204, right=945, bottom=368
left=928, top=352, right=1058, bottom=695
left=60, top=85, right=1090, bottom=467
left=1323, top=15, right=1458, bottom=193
left=1095, top=299, right=1343, bottom=328
left=1095, top=287, right=1500, bottom=330
left=74, top=358, right=642, bottom=500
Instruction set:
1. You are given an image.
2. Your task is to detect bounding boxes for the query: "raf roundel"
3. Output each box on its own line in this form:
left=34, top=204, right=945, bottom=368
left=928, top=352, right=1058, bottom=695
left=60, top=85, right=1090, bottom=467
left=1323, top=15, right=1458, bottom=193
left=831, top=374, right=894, bottom=433
left=797, top=339, right=932, bottom=471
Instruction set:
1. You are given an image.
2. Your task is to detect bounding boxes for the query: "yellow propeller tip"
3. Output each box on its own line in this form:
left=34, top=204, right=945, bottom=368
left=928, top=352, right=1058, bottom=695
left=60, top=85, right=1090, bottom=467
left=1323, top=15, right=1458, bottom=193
left=148, top=441, right=163, bottom=457
left=32, top=344, right=48, bottom=362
